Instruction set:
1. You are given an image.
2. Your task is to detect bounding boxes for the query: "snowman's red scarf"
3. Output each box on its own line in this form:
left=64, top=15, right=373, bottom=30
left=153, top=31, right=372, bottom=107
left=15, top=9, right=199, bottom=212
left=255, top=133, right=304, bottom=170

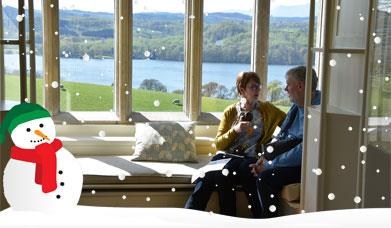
left=10, top=139, right=62, bottom=193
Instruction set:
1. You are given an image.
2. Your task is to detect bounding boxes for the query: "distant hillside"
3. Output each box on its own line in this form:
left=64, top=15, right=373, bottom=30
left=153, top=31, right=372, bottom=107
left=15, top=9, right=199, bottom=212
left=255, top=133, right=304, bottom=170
left=3, top=6, right=309, bottom=65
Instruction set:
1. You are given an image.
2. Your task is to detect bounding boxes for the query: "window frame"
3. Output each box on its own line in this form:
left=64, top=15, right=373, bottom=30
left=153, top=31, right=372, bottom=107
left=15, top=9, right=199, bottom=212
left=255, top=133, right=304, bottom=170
left=39, top=0, right=270, bottom=124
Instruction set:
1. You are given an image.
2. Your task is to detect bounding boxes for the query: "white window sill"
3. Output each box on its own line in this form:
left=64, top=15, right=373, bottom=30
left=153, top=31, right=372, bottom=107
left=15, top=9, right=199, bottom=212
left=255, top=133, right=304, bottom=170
left=53, top=111, right=222, bottom=125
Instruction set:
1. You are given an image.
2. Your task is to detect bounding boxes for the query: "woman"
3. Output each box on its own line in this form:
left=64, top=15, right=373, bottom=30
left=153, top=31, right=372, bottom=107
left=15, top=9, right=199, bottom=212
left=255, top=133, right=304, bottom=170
left=185, top=72, right=286, bottom=218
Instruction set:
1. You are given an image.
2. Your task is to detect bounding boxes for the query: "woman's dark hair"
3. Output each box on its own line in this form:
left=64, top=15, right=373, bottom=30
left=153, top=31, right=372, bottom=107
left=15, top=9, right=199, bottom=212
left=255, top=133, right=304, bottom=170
left=236, top=72, right=261, bottom=95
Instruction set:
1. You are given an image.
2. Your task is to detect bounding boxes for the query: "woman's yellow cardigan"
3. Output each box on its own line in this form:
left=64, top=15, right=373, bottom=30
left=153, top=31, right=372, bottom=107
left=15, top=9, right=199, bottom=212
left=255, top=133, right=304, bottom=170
left=215, top=102, right=286, bottom=152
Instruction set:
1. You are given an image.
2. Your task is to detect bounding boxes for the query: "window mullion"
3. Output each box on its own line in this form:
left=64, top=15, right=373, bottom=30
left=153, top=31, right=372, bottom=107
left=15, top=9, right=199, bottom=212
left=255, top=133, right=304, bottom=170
left=0, top=2, right=4, bottom=103
left=42, top=0, right=60, bottom=115
left=184, top=0, right=203, bottom=121
left=251, top=0, right=270, bottom=101
left=116, top=0, right=132, bottom=122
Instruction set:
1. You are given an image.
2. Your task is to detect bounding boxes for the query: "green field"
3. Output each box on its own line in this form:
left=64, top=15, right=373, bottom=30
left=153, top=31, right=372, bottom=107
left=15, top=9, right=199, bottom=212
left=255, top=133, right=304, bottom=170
left=5, top=75, right=290, bottom=113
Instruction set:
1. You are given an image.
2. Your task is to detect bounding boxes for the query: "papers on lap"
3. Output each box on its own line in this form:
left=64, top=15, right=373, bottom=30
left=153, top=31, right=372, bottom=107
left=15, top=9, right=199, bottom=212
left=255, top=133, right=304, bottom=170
left=191, top=158, right=231, bottom=183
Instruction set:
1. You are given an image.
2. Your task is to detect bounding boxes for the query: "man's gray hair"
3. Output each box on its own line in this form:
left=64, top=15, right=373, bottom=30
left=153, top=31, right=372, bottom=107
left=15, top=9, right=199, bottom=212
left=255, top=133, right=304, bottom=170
left=286, top=66, right=318, bottom=91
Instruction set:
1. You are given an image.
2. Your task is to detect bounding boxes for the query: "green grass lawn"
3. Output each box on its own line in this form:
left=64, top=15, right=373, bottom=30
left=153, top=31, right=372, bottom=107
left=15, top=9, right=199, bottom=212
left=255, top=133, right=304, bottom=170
left=3, top=74, right=291, bottom=113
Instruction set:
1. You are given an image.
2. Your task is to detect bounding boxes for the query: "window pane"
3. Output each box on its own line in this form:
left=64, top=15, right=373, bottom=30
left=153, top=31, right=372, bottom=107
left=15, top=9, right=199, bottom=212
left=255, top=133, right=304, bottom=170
left=132, top=0, right=185, bottom=112
left=2, top=0, right=22, bottom=106
left=268, top=0, right=310, bottom=113
left=59, top=0, right=114, bottom=112
left=3, top=47, right=20, bottom=104
left=363, top=1, right=390, bottom=208
left=201, top=0, right=253, bottom=112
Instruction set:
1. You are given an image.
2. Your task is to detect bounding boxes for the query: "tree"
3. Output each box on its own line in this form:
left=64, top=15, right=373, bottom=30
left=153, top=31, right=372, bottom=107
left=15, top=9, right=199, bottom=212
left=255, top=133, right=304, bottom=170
left=139, top=79, right=167, bottom=92
left=267, top=80, right=284, bottom=102
left=202, top=82, right=219, bottom=97
left=215, top=85, right=229, bottom=99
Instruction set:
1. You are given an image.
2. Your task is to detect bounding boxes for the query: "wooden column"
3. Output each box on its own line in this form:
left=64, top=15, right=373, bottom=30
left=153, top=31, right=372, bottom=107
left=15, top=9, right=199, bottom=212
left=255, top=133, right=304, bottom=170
left=18, top=0, right=27, bottom=102
left=42, top=0, right=60, bottom=114
left=116, top=0, right=132, bottom=122
left=251, top=0, right=270, bottom=101
left=184, top=0, right=203, bottom=121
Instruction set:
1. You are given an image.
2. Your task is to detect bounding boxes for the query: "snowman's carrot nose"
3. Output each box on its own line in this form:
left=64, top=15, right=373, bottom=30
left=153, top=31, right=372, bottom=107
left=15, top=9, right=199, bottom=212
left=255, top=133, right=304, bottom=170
left=34, top=130, right=50, bottom=141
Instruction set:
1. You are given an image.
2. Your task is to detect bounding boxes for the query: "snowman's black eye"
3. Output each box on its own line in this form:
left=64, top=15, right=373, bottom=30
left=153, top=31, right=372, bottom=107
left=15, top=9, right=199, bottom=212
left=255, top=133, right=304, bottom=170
left=39, top=123, right=44, bottom=128
left=26, top=128, right=31, bottom=132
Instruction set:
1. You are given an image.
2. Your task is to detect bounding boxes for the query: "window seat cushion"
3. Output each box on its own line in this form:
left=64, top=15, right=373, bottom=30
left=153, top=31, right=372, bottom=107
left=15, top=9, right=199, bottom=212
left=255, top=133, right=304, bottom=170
left=77, top=155, right=210, bottom=185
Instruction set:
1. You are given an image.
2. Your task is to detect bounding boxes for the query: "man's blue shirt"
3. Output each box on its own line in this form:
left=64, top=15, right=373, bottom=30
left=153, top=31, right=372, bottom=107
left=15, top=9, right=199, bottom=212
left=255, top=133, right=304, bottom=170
left=264, top=90, right=321, bottom=169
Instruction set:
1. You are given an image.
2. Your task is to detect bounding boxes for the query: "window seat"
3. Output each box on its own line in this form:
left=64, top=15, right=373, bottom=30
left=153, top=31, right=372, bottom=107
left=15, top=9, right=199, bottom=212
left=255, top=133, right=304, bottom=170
left=76, top=154, right=300, bottom=217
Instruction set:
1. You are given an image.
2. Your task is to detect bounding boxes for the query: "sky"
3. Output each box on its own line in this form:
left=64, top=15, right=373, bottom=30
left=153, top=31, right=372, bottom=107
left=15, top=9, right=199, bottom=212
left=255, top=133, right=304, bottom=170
left=3, top=0, right=310, bottom=14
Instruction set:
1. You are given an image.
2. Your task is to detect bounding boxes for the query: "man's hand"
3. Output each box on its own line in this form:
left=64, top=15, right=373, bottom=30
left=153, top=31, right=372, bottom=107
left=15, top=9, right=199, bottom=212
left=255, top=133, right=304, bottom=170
left=249, top=157, right=266, bottom=177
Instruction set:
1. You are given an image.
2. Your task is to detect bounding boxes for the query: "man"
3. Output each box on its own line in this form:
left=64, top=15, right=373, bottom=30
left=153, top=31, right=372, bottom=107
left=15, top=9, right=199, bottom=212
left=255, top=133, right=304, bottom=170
left=250, top=65, right=321, bottom=218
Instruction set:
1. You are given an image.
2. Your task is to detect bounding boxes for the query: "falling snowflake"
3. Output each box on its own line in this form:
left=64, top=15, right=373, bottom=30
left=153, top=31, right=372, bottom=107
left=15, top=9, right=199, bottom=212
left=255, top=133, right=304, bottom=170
left=266, top=146, right=274, bottom=153
left=16, top=15, right=24, bottom=22
left=314, top=138, right=318, bottom=142
left=146, top=197, right=151, bottom=202
left=98, top=130, right=106, bottom=137
left=385, top=77, right=390, bottom=82
left=153, top=100, right=160, bottom=107
left=50, top=4, right=54, bottom=8
left=51, top=81, right=59, bottom=88
left=29, top=50, right=34, bottom=54
left=171, top=188, right=176, bottom=192
left=269, top=205, right=277, bottom=212
left=359, top=145, right=367, bottom=153
left=189, top=15, right=195, bottom=19
left=270, top=194, right=274, bottom=198
left=62, top=121, right=67, bottom=125
left=377, top=59, right=382, bottom=64
left=118, top=174, right=126, bottom=181
left=75, top=92, right=80, bottom=96
left=84, top=39, right=88, bottom=43
left=358, top=89, right=364, bottom=94
left=341, top=165, right=346, bottom=170
left=307, top=114, right=312, bottom=119
left=354, top=196, right=361, bottom=204
left=336, top=5, right=341, bottom=10
left=232, top=171, right=237, bottom=175
left=361, top=160, right=366, bottom=165
left=161, top=46, right=166, bottom=50
left=24, top=98, right=29, bottom=102
left=329, top=59, right=337, bottom=67
left=347, top=53, right=352, bottom=58
left=348, top=126, right=353, bottom=131
left=359, top=16, right=365, bottom=21
left=247, top=205, right=252, bottom=209
left=144, top=50, right=151, bottom=58
left=54, top=31, right=58, bottom=36
left=376, top=169, right=380, bottom=173
left=374, top=37, right=381, bottom=44
left=122, top=195, right=127, bottom=200
left=312, top=168, right=322, bottom=176
left=328, top=193, right=335, bottom=200
left=91, top=190, right=96, bottom=195
left=222, top=169, right=229, bottom=176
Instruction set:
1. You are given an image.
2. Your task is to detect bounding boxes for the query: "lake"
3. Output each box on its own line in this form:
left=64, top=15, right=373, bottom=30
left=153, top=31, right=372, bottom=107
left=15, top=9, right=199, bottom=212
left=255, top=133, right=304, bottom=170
left=5, top=54, right=293, bottom=92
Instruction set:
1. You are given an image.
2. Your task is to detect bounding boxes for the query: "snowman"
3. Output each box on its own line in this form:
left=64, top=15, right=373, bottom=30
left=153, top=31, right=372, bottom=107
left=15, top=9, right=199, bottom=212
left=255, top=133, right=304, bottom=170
left=0, top=102, right=83, bottom=211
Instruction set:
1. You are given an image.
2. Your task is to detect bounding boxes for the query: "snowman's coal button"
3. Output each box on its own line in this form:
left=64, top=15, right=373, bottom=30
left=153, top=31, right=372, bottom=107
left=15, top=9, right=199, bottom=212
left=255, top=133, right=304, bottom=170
left=56, top=195, right=61, bottom=199
left=60, top=182, right=64, bottom=186
left=59, top=170, right=63, bottom=175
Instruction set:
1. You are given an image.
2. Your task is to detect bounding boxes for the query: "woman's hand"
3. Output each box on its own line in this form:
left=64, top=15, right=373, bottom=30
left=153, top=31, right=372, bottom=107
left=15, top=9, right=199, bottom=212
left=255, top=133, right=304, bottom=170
left=233, top=121, right=251, bottom=133
left=249, top=157, right=266, bottom=177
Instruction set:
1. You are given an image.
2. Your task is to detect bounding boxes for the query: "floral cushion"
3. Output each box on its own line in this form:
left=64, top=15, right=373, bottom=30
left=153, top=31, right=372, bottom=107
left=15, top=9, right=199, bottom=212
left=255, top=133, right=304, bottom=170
left=133, top=122, right=197, bottom=162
